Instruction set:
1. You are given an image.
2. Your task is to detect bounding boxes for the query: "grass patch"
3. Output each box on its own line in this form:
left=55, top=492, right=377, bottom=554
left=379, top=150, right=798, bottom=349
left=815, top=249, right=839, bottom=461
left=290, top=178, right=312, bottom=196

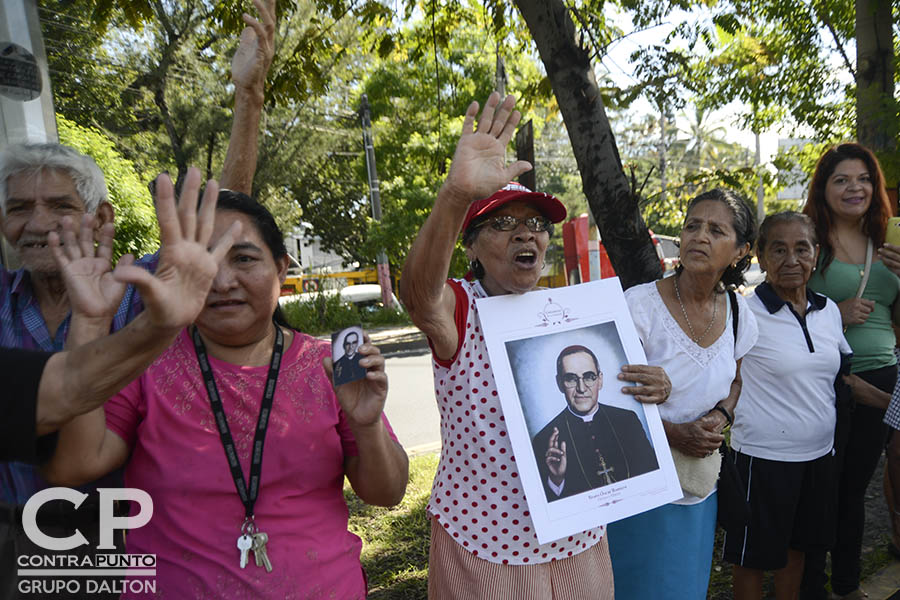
left=281, top=293, right=411, bottom=335
left=365, top=306, right=413, bottom=328
left=345, top=452, right=438, bottom=599
left=346, top=453, right=894, bottom=599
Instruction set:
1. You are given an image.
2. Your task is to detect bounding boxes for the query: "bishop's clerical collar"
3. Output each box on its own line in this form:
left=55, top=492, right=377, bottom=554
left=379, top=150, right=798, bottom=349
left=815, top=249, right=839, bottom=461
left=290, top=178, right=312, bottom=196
left=567, top=403, right=599, bottom=422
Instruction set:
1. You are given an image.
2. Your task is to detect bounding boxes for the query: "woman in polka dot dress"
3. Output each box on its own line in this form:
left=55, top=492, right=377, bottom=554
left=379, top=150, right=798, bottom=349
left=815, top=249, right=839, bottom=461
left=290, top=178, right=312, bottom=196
left=399, top=92, right=671, bottom=599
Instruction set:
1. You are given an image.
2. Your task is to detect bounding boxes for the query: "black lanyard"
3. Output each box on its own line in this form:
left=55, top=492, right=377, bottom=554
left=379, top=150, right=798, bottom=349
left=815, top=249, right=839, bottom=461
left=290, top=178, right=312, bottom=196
left=191, top=324, right=284, bottom=519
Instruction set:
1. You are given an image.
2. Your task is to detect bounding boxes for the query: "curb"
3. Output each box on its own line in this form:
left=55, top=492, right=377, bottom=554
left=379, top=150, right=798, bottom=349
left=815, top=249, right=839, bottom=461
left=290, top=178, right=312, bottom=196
left=862, top=559, right=900, bottom=600
left=323, top=326, right=429, bottom=356
left=406, top=441, right=441, bottom=457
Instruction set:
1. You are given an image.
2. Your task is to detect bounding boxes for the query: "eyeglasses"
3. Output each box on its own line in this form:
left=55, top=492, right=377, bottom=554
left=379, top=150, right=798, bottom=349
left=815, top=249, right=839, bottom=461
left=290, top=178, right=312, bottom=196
left=561, top=372, right=599, bottom=389
left=477, top=215, right=552, bottom=233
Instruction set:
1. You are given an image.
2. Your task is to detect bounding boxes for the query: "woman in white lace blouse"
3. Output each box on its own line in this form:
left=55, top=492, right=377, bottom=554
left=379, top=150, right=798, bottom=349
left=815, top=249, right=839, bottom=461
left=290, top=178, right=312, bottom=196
left=608, top=188, right=759, bottom=600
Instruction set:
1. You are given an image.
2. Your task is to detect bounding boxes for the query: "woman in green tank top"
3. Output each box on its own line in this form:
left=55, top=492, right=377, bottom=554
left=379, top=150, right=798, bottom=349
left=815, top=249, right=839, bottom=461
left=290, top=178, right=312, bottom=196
left=800, top=143, right=898, bottom=600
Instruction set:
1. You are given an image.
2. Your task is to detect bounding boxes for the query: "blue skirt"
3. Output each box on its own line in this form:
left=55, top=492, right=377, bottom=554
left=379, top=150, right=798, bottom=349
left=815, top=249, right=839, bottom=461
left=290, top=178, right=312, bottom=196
left=608, top=494, right=717, bottom=600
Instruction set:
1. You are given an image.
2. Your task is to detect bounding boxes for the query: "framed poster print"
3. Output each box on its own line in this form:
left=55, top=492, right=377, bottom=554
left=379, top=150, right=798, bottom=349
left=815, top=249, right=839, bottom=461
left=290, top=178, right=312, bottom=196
left=476, top=278, right=681, bottom=544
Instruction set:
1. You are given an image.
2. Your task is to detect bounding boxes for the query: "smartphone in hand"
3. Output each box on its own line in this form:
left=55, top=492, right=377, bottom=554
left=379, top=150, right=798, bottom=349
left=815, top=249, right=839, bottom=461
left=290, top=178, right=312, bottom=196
left=887, top=217, right=900, bottom=247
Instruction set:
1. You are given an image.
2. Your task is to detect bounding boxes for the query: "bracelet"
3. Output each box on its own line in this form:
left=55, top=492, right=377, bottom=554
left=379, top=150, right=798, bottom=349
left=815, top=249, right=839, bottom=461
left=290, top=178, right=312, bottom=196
left=712, top=405, right=733, bottom=427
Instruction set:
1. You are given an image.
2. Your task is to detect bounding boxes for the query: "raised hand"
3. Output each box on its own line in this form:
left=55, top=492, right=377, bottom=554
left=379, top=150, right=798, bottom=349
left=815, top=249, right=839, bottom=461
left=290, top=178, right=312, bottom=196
left=113, top=168, right=241, bottom=332
left=443, top=92, right=532, bottom=204
left=49, top=215, right=133, bottom=325
left=618, top=364, right=671, bottom=404
left=231, top=0, right=275, bottom=95
left=545, top=427, right=567, bottom=485
left=324, top=335, right=388, bottom=429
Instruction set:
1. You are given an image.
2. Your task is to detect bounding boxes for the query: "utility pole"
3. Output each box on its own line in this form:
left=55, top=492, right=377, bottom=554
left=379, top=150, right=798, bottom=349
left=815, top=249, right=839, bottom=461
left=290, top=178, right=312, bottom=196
left=516, top=120, right=535, bottom=192
left=359, top=94, right=394, bottom=309
left=658, top=106, right=667, bottom=206
left=495, top=43, right=506, bottom=98
left=755, top=131, right=765, bottom=226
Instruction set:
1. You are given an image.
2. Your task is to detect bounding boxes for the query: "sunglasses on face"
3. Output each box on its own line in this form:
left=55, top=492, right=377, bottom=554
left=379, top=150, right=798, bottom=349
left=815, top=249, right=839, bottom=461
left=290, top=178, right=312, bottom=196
left=476, top=215, right=553, bottom=233
left=561, top=372, right=599, bottom=389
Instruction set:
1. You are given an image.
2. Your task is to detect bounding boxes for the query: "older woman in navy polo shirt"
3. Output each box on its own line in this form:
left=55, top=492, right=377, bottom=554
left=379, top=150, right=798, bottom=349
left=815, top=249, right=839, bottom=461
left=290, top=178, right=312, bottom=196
left=725, top=211, right=851, bottom=600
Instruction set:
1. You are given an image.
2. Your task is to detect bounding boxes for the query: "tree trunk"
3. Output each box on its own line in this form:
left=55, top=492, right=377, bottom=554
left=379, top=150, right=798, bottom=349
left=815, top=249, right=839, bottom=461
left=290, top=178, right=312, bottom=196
left=856, top=0, right=897, bottom=153
left=154, top=80, right=188, bottom=193
left=513, top=0, right=662, bottom=289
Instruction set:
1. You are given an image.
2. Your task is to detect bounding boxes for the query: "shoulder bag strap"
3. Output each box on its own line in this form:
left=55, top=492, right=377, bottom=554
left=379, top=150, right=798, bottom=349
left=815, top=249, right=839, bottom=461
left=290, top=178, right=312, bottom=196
left=855, top=238, right=874, bottom=299
left=728, top=289, right=738, bottom=342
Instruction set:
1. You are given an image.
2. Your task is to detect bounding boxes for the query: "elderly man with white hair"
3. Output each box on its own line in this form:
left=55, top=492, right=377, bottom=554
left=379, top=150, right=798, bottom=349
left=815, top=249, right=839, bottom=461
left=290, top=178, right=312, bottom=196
left=0, top=144, right=124, bottom=346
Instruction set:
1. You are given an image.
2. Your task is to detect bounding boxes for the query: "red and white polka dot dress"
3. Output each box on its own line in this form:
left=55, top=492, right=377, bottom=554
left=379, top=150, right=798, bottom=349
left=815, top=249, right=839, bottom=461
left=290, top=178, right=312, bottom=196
left=427, top=279, right=604, bottom=566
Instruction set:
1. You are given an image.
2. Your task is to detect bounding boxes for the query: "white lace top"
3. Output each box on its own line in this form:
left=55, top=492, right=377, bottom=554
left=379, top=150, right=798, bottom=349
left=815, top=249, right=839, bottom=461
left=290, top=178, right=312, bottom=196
left=427, top=278, right=604, bottom=565
left=625, top=281, right=759, bottom=503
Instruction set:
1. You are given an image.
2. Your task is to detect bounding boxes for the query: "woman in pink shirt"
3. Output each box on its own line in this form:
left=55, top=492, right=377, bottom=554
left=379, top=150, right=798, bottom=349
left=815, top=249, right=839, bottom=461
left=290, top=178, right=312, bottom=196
left=45, top=182, right=408, bottom=599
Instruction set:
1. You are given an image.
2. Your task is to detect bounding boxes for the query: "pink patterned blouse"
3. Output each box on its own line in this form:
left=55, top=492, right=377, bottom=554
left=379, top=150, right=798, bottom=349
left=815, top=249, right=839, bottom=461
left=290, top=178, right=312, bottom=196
left=105, top=328, right=397, bottom=599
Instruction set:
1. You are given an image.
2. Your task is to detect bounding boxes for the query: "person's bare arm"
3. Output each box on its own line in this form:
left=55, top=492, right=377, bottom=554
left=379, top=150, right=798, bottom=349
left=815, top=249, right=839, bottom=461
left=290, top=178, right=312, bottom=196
left=845, top=374, right=891, bottom=410
left=663, top=360, right=742, bottom=457
left=711, top=358, right=743, bottom=423
left=219, top=0, right=275, bottom=193
left=38, top=379, right=130, bottom=486
left=40, top=169, right=240, bottom=484
left=325, top=337, right=408, bottom=506
left=399, top=184, right=469, bottom=360
left=399, top=93, right=530, bottom=360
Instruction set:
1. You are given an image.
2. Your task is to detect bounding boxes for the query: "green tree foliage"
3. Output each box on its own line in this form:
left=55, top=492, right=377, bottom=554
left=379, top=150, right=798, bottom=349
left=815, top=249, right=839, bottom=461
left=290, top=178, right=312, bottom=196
left=42, top=1, right=381, bottom=264
left=612, top=108, right=776, bottom=236
left=360, top=3, right=559, bottom=278
left=44, top=0, right=895, bottom=284
left=41, top=0, right=391, bottom=186
left=56, top=115, right=159, bottom=258
left=691, top=1, right=898, bottom=182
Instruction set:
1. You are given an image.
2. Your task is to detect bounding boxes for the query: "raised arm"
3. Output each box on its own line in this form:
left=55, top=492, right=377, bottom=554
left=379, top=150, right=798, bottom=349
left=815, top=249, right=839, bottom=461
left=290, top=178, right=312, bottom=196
left=219, top=0, right=275, bottom=193
left=399, top=92, right=530, bottom=359
left=41, top=169, right=240, bottom=485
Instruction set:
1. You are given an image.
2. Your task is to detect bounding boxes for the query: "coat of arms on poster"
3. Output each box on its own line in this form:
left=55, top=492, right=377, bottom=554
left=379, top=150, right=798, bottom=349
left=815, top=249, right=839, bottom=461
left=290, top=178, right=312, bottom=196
left=476, top=278, right=681, bottom=544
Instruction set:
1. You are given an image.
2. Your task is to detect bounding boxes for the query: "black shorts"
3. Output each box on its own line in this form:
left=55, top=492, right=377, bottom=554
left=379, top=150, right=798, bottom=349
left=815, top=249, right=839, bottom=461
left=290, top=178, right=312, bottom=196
left=721, top=450, right=836, bottom=570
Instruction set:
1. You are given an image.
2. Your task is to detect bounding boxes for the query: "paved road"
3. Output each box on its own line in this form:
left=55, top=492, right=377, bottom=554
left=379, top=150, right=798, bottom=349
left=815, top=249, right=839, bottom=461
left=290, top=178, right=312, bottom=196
left=381, top=350, right=442, bottom=453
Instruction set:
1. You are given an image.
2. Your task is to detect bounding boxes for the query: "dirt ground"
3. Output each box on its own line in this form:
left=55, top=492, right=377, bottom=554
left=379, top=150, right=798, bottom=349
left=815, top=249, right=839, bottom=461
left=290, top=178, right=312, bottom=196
left=862, top=455, right=893, bottom=574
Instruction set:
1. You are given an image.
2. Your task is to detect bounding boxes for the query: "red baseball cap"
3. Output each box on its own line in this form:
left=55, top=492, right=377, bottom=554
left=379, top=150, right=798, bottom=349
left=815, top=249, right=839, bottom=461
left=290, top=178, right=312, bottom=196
left=461, top=182, right=567, bottom=234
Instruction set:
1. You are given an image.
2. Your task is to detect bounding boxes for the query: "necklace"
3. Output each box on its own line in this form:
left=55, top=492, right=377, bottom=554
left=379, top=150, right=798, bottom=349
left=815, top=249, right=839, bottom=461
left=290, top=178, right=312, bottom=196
left=673, top=274, right=718, bottom=344
left=833, top=235, right=868, bottom=277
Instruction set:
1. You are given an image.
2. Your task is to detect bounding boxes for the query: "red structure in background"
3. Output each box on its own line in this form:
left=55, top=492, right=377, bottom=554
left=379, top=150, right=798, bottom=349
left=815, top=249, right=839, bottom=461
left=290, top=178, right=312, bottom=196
left=563, top=215, right=665, bottom=285
left=562, top=215, right=615, bottom=285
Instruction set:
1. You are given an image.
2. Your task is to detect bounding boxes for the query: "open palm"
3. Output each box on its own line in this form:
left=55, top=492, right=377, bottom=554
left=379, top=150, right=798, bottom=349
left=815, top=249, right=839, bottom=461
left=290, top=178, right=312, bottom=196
left=443, top=92, right=532, bottom=202
left=230, top=0, right=275, bottom=93
left=50, top=216, right=129, bottom=322
left=113, top=169, right=240, bottom=331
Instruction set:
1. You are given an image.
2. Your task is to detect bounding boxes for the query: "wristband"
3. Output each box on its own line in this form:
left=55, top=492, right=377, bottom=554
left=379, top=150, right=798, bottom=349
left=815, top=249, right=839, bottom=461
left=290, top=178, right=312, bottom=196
left=712, top=405, right=733, bottom=427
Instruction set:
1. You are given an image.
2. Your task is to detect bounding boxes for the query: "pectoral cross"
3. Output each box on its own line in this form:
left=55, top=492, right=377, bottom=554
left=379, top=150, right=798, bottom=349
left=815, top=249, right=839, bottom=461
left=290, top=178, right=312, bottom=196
left=596, top=452, right=615, bottom=486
